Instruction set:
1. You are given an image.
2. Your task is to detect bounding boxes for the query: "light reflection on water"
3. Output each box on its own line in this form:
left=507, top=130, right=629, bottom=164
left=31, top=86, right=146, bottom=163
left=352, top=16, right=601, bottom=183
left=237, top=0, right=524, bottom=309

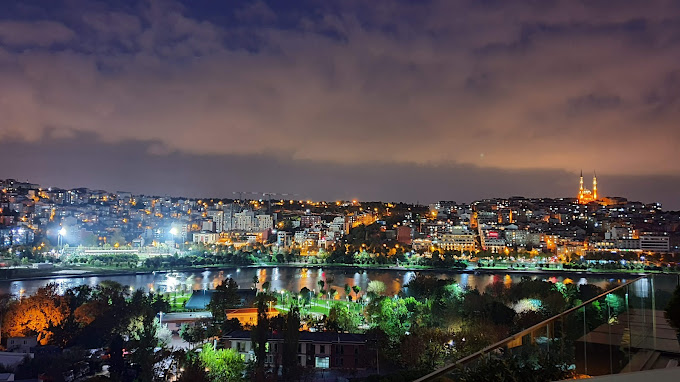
left=0, top=267, right=667, bottom=298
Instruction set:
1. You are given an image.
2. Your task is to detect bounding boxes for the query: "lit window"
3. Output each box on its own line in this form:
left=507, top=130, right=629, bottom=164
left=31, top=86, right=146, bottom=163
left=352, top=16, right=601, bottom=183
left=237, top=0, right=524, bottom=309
left=315, top=356, right=330, bottom=369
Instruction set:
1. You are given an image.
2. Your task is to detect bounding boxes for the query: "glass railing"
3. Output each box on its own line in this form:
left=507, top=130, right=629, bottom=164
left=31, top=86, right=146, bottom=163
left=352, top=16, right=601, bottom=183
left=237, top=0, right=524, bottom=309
left=415, top=275, right=680, bottom=381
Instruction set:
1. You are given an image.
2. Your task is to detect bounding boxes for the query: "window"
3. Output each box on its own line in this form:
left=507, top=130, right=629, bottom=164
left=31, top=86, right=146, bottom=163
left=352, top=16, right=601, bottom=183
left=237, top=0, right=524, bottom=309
left=319, top=345, right=325, bottom=354
left=298, top=344, right=302, bottom=353
left=315, top=356, right=330, bottom=369
left=341, top=345, right=345, bottom=355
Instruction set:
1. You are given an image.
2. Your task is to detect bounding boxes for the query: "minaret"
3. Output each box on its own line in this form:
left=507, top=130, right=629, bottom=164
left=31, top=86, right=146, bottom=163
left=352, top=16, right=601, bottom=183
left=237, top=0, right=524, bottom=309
left=592, top=171, right=597, bottom=200
left=579, top=170, right=584, bottom=201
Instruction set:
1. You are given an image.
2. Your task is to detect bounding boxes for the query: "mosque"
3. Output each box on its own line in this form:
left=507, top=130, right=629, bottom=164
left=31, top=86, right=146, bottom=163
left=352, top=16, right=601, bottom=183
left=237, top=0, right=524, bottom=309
left=577, top=171, right=598, bottom=204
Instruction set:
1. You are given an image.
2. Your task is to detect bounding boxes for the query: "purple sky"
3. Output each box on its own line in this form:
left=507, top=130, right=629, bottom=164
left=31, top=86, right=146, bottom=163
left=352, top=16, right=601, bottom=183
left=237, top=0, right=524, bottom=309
left=1, top=1, right=679, bottom=208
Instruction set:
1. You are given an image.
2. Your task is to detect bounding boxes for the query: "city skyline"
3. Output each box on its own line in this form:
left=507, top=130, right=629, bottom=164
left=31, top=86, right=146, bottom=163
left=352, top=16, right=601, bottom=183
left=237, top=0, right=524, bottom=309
left=0, top=170, right=671, bottom=211
left=1, top=1, right=680, bottom=208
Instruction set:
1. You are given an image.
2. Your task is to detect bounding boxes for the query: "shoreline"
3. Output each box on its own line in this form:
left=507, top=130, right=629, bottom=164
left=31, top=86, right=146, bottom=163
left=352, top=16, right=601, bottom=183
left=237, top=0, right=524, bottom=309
left=0, top=263, right=673, bottom=283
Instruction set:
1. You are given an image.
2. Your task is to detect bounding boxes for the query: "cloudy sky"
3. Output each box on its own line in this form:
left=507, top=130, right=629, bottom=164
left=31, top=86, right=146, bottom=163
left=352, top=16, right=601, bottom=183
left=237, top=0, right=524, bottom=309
left=1, top=0, right=679, bottom=208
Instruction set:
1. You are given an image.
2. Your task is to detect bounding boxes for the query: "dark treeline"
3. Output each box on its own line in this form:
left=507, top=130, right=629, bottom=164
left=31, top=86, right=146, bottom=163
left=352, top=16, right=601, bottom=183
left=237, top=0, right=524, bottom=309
left=0, top=281, right=169, bottom=381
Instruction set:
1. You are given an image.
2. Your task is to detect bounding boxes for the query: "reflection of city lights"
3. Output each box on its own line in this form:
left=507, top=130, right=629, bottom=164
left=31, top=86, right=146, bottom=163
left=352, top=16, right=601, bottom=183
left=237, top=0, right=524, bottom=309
left=166, top=276, right=179, bottom=291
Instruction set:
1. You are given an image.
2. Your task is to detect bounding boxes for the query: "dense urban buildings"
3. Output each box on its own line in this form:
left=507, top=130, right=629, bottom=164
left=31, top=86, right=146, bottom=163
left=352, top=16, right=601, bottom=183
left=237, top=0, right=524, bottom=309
left=1, top=175, right=680, bottom=381
left=1, top=176, right=679, bottom=265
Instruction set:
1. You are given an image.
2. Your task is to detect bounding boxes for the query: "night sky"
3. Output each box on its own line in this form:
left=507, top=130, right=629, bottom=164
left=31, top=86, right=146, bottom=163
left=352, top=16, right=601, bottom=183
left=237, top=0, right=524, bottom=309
left=1, top=1, right=679, bottom=208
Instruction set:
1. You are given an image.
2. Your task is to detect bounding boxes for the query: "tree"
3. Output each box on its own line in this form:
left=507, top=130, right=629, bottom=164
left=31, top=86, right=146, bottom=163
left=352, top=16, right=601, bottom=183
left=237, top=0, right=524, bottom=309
left=0, top=293, right=13, bottom=345
left=252, top=276, right=259, bottom=290
left=2, top=284, right=70, bottom=344
left=367, top=296, right=415, bottom=340
left=74, top=300, right=107, bottom=326
left=252, top=293, right=275, bottom=382
left=208, top=278, right=241, bottom=322
left=108, top=334, right=126, bottom=380
left=282, top=307, right=301, bottom=380
left=180, top=319, right=209, bottom=348
left=221, top=318, right=243, bottom=336
left=317, top=279, right=325, bottom=294
left=157, top=319, right=173, bottom=347
left=176, top=350, right=210, bottom=382
left=199, top=343, right=246, bottom=382
left=405, top=274, right=453, bottom=299
left=125, top=290, right=168, bottom=381
left=352, top=285, right=361, bottom=301
left=344, top=284, right=352, bottom=301
left=129, top=311, right=158, bottom=382
left=367, top=280, right=386, bottom=297
left=399, top=327, right=453, bottom=370
left=327, top=303, right=361, bottom=332
left=457, top=346, right=574, bottom=381
left=300, top=287, right=312, bottom=307
left=261, top=281, right=271, bottom=292
left=66, top=281, right=135, bottom=349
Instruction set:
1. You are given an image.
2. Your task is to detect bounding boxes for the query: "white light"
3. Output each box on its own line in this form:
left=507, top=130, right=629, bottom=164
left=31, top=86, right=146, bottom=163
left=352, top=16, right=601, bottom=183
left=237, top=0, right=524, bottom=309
left=169, top=227, right=178, bottom=236
left=59, top=227, right=66, bottom=236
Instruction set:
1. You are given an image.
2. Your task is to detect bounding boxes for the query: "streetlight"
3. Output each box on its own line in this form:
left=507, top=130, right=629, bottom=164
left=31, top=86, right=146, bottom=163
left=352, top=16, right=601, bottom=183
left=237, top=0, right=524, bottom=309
left=58, top=227, right=66, bottom=254
left=169, top=227, right=179, bottom=250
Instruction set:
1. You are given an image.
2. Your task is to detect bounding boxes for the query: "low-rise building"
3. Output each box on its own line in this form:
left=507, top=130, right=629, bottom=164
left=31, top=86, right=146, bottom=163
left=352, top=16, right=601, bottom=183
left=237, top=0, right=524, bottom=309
left=225, top=308, right=279, bottom=326
left=639, top=235, right=670, bottom=253
left=6, top=337, right=37, bottom=353
left=223, top=330, right=375, bottom=369
left=159, top=311, right=212, bottom=333
left=192, top=232, right=218, bottom=244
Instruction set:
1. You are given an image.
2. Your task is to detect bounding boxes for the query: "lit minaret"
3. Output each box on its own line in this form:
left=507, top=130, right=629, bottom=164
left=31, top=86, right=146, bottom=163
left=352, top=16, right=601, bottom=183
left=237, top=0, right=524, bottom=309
left=577, top=170, right=598, bottom=204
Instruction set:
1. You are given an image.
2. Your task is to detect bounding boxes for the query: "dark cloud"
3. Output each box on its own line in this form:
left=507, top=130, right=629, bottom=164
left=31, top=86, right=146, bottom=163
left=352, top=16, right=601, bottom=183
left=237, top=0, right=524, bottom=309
left=0, top=20, right=74, bottom=46
left=0, top=0, right=678, bottom=204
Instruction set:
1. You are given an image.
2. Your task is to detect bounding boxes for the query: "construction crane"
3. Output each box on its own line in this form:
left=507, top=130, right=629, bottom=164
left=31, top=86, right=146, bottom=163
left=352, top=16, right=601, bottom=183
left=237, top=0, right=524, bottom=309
left=261, top=192, right=300, bottom=214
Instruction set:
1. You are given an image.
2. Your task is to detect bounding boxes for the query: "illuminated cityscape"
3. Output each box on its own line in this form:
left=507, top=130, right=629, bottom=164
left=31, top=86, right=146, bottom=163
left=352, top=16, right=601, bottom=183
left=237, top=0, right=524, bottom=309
left=1, top=1, right=680, bottom=381
left=1, top=175, right=679, bottom=380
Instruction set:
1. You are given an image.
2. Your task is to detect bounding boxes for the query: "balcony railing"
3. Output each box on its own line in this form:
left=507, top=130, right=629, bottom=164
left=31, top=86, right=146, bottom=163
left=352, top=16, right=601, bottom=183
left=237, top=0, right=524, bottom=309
left=415, top=275, right=680, bottom=381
